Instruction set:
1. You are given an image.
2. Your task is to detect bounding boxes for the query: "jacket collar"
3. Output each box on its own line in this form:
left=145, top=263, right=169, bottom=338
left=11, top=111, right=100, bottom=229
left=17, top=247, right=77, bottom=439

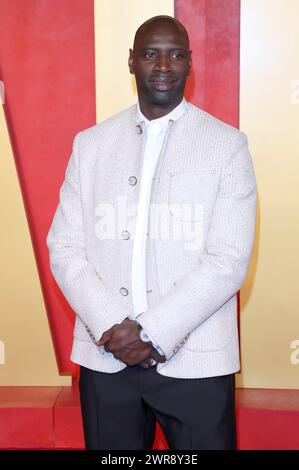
left=134, top=97, right=187, bottom=125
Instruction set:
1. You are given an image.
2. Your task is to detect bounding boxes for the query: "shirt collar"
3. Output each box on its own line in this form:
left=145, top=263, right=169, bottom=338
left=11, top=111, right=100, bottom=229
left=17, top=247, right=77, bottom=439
left=134, top=97, right=187, bottom=125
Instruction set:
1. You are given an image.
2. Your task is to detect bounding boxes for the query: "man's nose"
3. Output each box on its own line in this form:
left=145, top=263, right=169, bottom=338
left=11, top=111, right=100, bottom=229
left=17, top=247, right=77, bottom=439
left=155, top=54, right=171, bottom=71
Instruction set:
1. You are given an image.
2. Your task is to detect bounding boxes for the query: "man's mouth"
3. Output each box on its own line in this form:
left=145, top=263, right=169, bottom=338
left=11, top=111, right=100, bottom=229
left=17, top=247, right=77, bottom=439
left=150, top=78, right=177, bottom=91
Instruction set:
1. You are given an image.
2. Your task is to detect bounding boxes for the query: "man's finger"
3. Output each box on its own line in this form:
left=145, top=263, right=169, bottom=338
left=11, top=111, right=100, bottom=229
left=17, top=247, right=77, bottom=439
left=140, top=362, right=150, bottom=369
left=150, top=347, right=166, bottom=363
left=111, top=342, right=152, bottom=366
left=96, top=323, right=118, bottom=345
left=97, top=334, right=111, bottom=347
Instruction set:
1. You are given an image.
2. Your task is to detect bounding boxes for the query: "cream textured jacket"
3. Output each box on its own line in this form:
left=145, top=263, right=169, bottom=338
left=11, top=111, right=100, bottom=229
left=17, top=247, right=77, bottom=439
left=46, top=101, right=256, bottom=379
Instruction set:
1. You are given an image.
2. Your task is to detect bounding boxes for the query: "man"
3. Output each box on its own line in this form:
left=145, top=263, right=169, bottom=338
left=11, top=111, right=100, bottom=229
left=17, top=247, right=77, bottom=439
left=47, top=15, right=256, bottom=450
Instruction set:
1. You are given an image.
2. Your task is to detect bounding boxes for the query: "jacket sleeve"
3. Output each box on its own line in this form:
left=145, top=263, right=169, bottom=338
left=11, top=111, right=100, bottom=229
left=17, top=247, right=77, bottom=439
left=137, top=132, right=257, bottom=360
left=46, top=133, right=129, bottom=343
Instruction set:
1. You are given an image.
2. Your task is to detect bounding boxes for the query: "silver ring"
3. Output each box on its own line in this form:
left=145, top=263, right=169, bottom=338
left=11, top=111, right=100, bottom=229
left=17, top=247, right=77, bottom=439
left=148, top=358, right=157, bottom=366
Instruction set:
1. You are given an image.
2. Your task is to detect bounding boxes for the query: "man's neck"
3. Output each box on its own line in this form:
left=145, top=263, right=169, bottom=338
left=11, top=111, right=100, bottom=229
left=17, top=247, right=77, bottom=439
left=138, top=96, right=184, bottom=121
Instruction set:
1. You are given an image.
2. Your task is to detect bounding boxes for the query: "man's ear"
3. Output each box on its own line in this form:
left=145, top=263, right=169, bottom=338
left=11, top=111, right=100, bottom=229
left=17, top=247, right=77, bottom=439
left=187, top=50, right=192, bottom=75
left=128, top=48, right=134, bottom=75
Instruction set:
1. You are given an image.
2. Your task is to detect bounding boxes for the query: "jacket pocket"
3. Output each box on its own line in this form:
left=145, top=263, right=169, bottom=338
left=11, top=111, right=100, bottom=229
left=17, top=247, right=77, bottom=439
left=168, top=169, right=218, bottom=222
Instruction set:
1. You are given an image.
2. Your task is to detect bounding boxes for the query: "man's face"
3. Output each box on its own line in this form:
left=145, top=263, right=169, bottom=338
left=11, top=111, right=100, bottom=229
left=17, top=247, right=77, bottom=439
left=129, top=21, right=191, bottom=108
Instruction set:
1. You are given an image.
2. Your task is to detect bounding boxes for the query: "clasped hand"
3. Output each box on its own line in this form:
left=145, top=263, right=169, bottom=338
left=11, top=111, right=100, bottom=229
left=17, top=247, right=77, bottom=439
left=97, top=319, right=166, bottom=368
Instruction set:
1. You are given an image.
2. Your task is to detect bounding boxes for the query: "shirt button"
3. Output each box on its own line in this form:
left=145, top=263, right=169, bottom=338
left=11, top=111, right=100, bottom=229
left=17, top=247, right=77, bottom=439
left=170, top=171, right=174, bottom=177
left=136, top=124, right=142, bottom=135
left=128, top=176, right=137, bottom=186
left=121, top=230, right=130, bottom=240
left=120, top=287, right=129, bottom=296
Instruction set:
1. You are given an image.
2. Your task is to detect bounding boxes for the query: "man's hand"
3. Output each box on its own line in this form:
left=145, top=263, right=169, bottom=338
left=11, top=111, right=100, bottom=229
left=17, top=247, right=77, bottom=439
left=97, top=319, right=166, bottom=367
left=138, top=345, right=167, bottom=368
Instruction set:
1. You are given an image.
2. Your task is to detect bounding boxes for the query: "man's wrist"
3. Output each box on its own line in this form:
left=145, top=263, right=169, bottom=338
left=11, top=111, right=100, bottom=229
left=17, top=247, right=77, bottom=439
left=134, top=320, right=152, bottom=344
left=135, top=320, right=165, bottom=357
left=135, top=320, right=143, bottom=333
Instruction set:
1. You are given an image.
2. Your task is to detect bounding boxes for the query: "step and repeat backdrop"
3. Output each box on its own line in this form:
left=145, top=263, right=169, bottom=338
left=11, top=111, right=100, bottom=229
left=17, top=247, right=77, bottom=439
left=0, top=0, right=298, bottom=388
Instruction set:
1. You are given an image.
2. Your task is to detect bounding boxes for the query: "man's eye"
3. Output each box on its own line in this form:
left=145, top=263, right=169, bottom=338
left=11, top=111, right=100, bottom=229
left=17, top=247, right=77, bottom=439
left=144, top=52, right=156, bottom=59
left=171, top=53, right=183, bottom=59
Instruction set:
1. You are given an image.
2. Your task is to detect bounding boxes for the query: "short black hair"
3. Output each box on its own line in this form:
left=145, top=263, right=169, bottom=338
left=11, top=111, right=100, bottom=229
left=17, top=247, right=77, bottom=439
left=133, top=15, right=189, bottom=50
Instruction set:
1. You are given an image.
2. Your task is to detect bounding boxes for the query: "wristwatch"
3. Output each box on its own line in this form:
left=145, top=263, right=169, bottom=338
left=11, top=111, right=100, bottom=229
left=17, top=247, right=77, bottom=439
left=135, top=320, right=151, bottom=343
left=135, top=321, right=157, bottom=366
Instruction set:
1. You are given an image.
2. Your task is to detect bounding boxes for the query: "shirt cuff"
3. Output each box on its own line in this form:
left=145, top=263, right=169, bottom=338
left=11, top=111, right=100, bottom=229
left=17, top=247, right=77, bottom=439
left=141, top=328, right=165, bottom=356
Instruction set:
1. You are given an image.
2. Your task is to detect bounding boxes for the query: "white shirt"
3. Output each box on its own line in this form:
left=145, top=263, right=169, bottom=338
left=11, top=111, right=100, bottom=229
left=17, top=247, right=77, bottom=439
left=132, top=98, right=187, bottom=355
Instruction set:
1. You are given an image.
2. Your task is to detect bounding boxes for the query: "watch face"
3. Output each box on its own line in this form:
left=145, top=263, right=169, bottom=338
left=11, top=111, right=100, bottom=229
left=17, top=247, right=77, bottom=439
left=140, top=330, right=151, bottom=342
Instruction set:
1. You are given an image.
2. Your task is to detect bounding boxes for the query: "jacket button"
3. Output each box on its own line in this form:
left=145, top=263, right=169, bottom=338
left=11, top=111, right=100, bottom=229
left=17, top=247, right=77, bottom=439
left=121, top=230, right=130, bottom=240
left=136, top=124, right=142, bottom=135
left=120, top=287, right=129, bottom=296
left=128, top=176, right=137, bottom=186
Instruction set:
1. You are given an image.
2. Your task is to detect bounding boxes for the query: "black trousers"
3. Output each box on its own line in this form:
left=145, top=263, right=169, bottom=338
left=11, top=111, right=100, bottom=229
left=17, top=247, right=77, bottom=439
left=79, top=364, right=236, bottom=450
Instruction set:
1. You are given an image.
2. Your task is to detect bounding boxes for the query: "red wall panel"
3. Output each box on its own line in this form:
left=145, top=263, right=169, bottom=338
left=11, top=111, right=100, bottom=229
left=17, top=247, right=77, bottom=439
left=0, top=0, right=96, bottom=375
left=175, top=0, right=240, bottom=127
